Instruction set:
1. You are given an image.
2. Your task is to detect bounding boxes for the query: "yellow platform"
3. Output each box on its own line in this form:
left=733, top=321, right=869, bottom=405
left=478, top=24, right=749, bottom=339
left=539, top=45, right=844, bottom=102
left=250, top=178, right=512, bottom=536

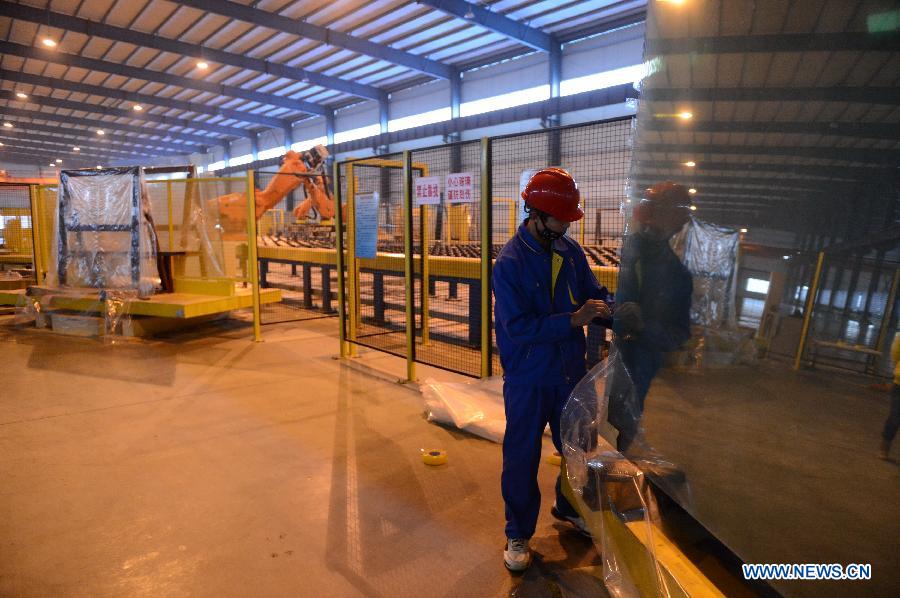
left=0, top=288, right=26, bottom=306
left=561, top=455, right=725, bottom=598
left=257, top=245, right=619, bottom=291
left=0, top=252, right=33, bottom=265
left=11, top=286, right=281, bottom=318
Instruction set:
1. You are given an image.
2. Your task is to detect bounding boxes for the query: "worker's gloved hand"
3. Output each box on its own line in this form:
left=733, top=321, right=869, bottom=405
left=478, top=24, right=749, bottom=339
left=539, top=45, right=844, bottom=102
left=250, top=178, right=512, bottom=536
left=572, top=299, right=612, bottom=327
left=615, top=302, right=644, bottom=339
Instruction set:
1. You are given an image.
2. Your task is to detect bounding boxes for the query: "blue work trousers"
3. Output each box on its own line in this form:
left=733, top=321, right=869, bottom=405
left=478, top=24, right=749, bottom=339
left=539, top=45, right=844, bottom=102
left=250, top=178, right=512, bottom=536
left=502, top=381, right=579, bottom=540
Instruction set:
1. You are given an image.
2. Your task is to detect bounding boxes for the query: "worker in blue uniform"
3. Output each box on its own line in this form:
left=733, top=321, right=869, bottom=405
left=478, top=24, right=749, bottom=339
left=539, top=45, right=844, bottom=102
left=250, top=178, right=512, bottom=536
left=609, top=181, right=694, bottom=454
left=493, top=168, right=613, bottom=571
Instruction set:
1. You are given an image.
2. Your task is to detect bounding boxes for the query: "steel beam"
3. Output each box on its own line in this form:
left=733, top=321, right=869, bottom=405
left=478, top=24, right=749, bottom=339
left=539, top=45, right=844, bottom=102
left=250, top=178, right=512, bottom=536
left=418, top=0, right=554, bottom=52
left=1, top=106, right=210, bottom=147
left=0, top=41, right=326, bottom=116
left=634, top=159, right=891, bottom=180
left=0, top=140, right=148, bottom=163
left=2, top=3, right=384, bottom=103
left=644, top=119, right=900, bottom=140
left=0, top=68, right=286, bottom=128
left=646, top=31, right=900, bottom=55
left=0, top=149, right=109, bottom=167
left=0, top=90, right=243, bottom=139
left=1, top=120, right=189, bottom=156
left=169, top=0, right=455, bottom=79
left=0, top=133, right=174, bottom=159
left=636, top=143, right=900, bottom=166
left=643, top=86, right=900, bottom=105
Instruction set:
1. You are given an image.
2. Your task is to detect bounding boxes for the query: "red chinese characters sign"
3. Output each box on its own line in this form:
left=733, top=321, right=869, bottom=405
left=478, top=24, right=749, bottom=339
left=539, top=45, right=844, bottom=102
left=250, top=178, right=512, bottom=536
left=445, top=172, right=475, bottom=203
left=414, top=176, right=441, bottom=206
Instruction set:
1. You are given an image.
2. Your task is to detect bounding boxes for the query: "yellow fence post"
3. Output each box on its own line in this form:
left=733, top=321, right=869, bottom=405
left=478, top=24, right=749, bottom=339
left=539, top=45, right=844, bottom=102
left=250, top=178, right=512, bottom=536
left=794, top=251, right=825, bottom=370
left=403, top=151, right=416, bottom=382
left=480, top=137, right=492, bottom=378
left=346, top=163, right=359, bottom=357
left=245, top=170, right=263, bottom=342
left=421, top=203, right=430, bottom=346
left=166, top=180, right=174, bottom=252
left=334, top=160, right=348, bottom=358
left=28, top=184, right=45, bottom=284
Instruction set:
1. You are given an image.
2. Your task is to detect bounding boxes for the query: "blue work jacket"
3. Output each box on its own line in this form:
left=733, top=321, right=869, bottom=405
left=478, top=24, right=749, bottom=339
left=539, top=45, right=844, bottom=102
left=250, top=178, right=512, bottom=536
left=493, top=223, right=612, bottom=386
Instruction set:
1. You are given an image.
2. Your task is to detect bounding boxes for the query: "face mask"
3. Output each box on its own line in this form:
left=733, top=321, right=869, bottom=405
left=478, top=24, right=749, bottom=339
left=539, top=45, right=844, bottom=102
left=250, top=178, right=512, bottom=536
left=537, top=213, right=564, bottom=241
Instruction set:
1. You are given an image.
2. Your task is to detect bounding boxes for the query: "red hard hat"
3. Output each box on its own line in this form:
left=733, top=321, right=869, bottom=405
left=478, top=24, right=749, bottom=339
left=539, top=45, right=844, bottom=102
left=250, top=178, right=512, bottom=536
left=522, top=168, right=583, bottom=223
left=633, top=181, right=691, bottom=228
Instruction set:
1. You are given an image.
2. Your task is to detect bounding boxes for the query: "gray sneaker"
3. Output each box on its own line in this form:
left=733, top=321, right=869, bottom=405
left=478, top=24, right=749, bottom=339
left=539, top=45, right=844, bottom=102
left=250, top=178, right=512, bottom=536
left=503, top=538, right=532, bottom=571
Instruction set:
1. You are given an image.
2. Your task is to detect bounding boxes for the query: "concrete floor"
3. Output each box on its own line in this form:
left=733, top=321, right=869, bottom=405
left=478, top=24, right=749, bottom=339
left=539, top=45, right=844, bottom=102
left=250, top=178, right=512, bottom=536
left=0, top=317, right=605, bottom=598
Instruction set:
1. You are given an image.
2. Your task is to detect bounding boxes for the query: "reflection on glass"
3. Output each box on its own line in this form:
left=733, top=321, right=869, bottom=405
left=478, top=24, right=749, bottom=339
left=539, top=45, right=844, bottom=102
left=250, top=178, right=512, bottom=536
left=621, top=0, right=900, bottom=596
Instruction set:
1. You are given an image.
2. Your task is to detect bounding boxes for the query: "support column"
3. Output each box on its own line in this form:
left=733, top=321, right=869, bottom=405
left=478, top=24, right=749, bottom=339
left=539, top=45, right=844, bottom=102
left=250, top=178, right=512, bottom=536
left=326, top=111, right=335, bottom=148
left=250, top=133, right=259, bottom=162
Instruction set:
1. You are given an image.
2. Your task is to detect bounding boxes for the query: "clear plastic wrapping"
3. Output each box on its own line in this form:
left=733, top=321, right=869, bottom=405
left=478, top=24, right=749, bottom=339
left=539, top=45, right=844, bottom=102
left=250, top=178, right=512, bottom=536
left=671, top=218, right=740, bottom=330
left=671, top=219, right=756, bottom=368
left=562, top=351, right=683, bottom=597
left=13, top=286, right=136, bottom=342
left=46, top=167, right=160, bottom=296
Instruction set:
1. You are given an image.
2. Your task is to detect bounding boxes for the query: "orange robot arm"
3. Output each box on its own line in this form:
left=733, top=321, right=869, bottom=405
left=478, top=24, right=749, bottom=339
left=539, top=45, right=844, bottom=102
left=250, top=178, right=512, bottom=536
left=214, top=146, right=332, bottom=225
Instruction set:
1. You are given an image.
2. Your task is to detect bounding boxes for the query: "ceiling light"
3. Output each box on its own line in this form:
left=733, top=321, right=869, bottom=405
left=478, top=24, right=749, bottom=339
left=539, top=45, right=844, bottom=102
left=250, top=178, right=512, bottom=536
left=740, top=228, right=748, bottom=233
left=683, top=160, right=696, bottom=167
left=73, top=147, right=80, bottom=151
left=197, top=61, right=209, bottom=70
left=49, top=163, right=55, bottom=167
left=688, top=187, right=697, bottom=194
left=3, top=122, right=12, bottom=128
left=133, top=104, right=144, bottom=111
left=783, top=255, right=790, bottom=260
left=689, top=205, right=697, bottom=211
left=16, top=92, right=28, bottom=99
left=42, top=38, right=57, bottom=48
left=56, top=159, right=62, bottom=163
left=97, top=129, right=105, bottom=135
left=0, top=142, right=4, bottom=146
left=96, top=165, right=103, bottom=169
left=678, top=111, right=693, bottom=120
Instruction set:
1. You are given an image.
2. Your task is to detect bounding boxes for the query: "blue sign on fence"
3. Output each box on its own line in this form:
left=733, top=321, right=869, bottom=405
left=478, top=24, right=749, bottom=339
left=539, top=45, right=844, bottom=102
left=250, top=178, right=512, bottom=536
left=354, top=192, right=378, bottom=259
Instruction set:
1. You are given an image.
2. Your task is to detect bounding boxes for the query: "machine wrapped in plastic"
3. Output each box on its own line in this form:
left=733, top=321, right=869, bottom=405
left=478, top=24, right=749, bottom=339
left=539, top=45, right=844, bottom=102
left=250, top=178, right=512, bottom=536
left=671, top=218, right=756, bottom=367
left=46, top=167, right=160, bottom=296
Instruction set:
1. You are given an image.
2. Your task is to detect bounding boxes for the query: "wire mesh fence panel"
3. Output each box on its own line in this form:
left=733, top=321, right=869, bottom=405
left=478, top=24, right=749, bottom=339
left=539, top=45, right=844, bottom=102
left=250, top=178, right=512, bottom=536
left=559, top=119, right=631, bottom=252
left=340, top=156, right=410, bottom=359
left=490, top=118, right=633, bottom=376
left=0, top=184, right=34, bottom=277
left=410, top=141, right=484, bottom=377
left=254, top=170, right=337, bottom=325
left=333, top=118, right=634, bottom=377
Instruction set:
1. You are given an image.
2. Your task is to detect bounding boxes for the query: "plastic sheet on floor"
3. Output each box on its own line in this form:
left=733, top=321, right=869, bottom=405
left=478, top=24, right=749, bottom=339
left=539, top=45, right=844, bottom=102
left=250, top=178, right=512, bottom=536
left=419, top=376, right=506, bottom=443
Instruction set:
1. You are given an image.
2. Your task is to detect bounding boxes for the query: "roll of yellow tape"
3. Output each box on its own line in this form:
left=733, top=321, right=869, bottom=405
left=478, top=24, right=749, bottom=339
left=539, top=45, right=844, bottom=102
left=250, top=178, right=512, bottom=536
left=422, top=449, right=448, bottom=466
left=545, top=451, right=562, bottom=466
